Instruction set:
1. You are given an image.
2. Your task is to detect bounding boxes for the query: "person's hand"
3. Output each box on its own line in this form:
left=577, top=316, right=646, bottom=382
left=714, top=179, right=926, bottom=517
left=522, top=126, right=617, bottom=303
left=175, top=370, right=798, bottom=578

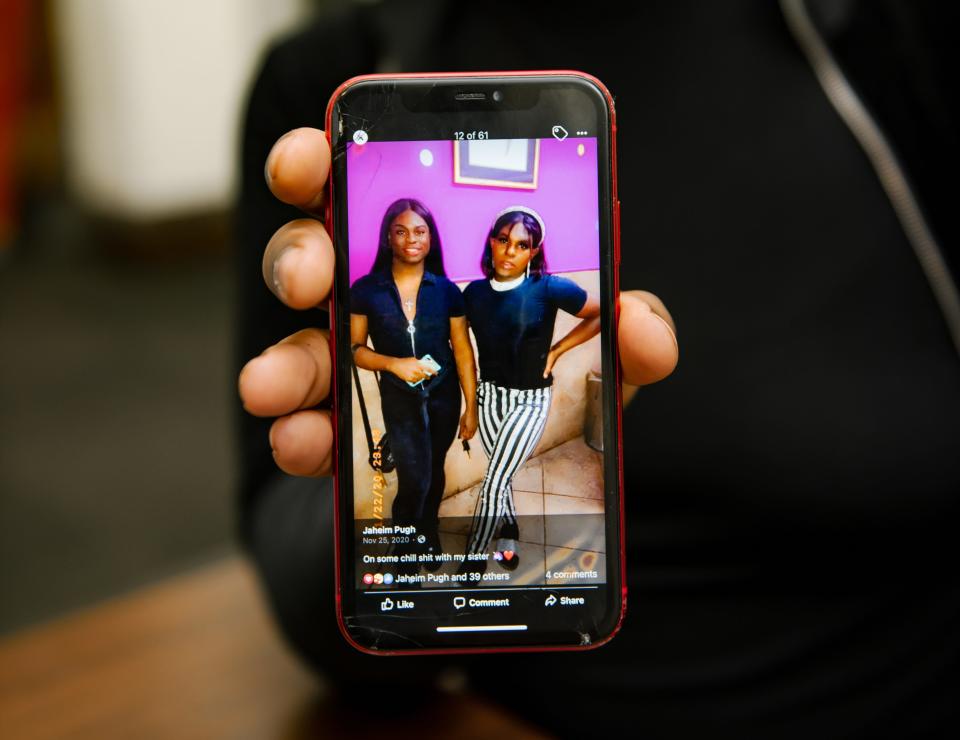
left=542, top=347, right=561, bottom=378
left=237, top=127, right=679, bottom=478
left=619, top=290, right=678, bottom=405
left=388, top=357, right=437, bottom=384
left=459, top=406, right=478, bottom=441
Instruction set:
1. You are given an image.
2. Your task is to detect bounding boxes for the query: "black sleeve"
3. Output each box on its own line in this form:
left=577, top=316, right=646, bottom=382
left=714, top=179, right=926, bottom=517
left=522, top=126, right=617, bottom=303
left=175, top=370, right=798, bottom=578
left=350, top=276, right=372, bottom=315
left=461, top=281, right=477, bottom=324
left=234, top=12, right=379, bottom=546
left=446, top=279, right=466, bottom=317
left=546, top=275, right=589, bottom=316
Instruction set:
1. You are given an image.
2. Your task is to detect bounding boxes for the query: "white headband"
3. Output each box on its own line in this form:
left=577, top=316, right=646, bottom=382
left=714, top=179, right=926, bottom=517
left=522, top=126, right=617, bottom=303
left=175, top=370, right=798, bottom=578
left=495, top=205, right=546, bottom=247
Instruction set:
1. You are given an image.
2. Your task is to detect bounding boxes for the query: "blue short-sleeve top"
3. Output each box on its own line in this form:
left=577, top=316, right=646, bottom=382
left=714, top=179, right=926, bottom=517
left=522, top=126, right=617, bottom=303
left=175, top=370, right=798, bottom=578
left=463, top=274, right=588, bottom=390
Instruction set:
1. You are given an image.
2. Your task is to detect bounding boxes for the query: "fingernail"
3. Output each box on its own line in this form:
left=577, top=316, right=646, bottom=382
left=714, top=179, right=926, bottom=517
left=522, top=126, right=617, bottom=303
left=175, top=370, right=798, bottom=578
left=265, top=129, right=299, bottom=186
left=649, top=312, right=679, bottom=353
left=272, top=247, right=293, bottom=301
left=269, top=422, right=278, bottom=453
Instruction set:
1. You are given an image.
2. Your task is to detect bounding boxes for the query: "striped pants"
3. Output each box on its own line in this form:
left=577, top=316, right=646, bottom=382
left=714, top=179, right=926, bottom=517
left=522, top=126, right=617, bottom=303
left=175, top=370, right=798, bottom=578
left=467, top=380, right=552, bottom=555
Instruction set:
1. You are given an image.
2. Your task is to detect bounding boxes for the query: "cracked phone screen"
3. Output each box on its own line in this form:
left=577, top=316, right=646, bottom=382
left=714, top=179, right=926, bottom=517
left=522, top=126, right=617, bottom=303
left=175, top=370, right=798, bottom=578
left=330, top=76, right=622, bottom=652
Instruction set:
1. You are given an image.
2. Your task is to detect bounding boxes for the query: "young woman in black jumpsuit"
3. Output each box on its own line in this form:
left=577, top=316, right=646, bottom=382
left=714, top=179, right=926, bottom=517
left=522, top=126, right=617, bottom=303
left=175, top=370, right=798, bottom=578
left=350, top=198, right=478, bottom=560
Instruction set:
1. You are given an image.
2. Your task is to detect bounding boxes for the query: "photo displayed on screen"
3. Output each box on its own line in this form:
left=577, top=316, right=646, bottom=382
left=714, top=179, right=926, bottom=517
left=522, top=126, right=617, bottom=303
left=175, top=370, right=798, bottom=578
left=347, top=137, right=606, bottom=591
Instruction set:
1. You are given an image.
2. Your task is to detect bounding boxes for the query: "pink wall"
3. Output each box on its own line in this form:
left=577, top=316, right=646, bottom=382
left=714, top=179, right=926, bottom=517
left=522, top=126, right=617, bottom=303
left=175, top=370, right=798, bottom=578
left=346, top=138, right=600, bottom=284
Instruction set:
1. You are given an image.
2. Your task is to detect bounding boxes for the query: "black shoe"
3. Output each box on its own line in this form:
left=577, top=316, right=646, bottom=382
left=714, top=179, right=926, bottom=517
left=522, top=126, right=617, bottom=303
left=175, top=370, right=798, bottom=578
left=393, top=553, right=423, bottom=588
left=493, top=539, right=520, bottom=572
left=452, top=554, right=488, bottom=586
left=421, top=533, right=444, bottom=573
left=388, top=537, right=423, bottom=586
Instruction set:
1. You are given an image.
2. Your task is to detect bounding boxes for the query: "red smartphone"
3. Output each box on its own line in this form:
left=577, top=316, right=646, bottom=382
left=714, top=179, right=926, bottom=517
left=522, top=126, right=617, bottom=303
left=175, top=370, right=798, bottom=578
left=325, top=71, right=623, bottom=654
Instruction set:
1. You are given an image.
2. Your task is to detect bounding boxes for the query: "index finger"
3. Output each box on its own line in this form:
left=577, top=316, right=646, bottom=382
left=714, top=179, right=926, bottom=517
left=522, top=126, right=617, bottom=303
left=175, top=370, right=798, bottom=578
left=265, top=127, right=330, bottom=217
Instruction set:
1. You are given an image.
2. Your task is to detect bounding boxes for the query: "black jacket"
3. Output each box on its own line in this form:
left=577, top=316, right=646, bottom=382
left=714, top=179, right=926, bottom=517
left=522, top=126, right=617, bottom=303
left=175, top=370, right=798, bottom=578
left=235, top=2, right=960, bottom=737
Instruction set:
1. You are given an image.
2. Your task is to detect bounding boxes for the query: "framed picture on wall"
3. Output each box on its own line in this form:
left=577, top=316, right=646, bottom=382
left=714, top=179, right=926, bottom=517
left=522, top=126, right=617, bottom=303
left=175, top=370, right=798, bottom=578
left=453, top=138, right=540, bottom=189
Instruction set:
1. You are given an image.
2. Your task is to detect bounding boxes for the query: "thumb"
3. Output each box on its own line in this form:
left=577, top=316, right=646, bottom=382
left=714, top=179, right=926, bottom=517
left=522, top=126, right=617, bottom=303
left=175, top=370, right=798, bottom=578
left=618, top=291, right=678, bottom=386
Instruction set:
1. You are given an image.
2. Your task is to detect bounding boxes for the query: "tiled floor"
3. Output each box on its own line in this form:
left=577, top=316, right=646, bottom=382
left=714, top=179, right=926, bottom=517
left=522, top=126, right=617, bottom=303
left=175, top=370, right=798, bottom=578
left=436, top=436, right=605, bottom=586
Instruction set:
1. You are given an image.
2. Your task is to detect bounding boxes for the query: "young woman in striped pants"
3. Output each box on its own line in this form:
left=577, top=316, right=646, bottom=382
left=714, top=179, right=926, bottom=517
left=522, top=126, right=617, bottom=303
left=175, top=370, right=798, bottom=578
left=460, top=206, right=601, bottom=576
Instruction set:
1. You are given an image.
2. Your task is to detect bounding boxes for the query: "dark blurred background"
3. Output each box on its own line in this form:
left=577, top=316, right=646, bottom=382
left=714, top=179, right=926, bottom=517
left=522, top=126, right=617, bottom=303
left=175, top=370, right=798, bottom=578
left=0, top=0, right=326, bottom=635
left=2, top=2, right=959, bottom=738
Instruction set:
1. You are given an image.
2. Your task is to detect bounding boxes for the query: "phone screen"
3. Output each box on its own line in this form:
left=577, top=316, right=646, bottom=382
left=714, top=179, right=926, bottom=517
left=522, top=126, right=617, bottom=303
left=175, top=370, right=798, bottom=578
left=329, top=75, right=622, bottom=651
